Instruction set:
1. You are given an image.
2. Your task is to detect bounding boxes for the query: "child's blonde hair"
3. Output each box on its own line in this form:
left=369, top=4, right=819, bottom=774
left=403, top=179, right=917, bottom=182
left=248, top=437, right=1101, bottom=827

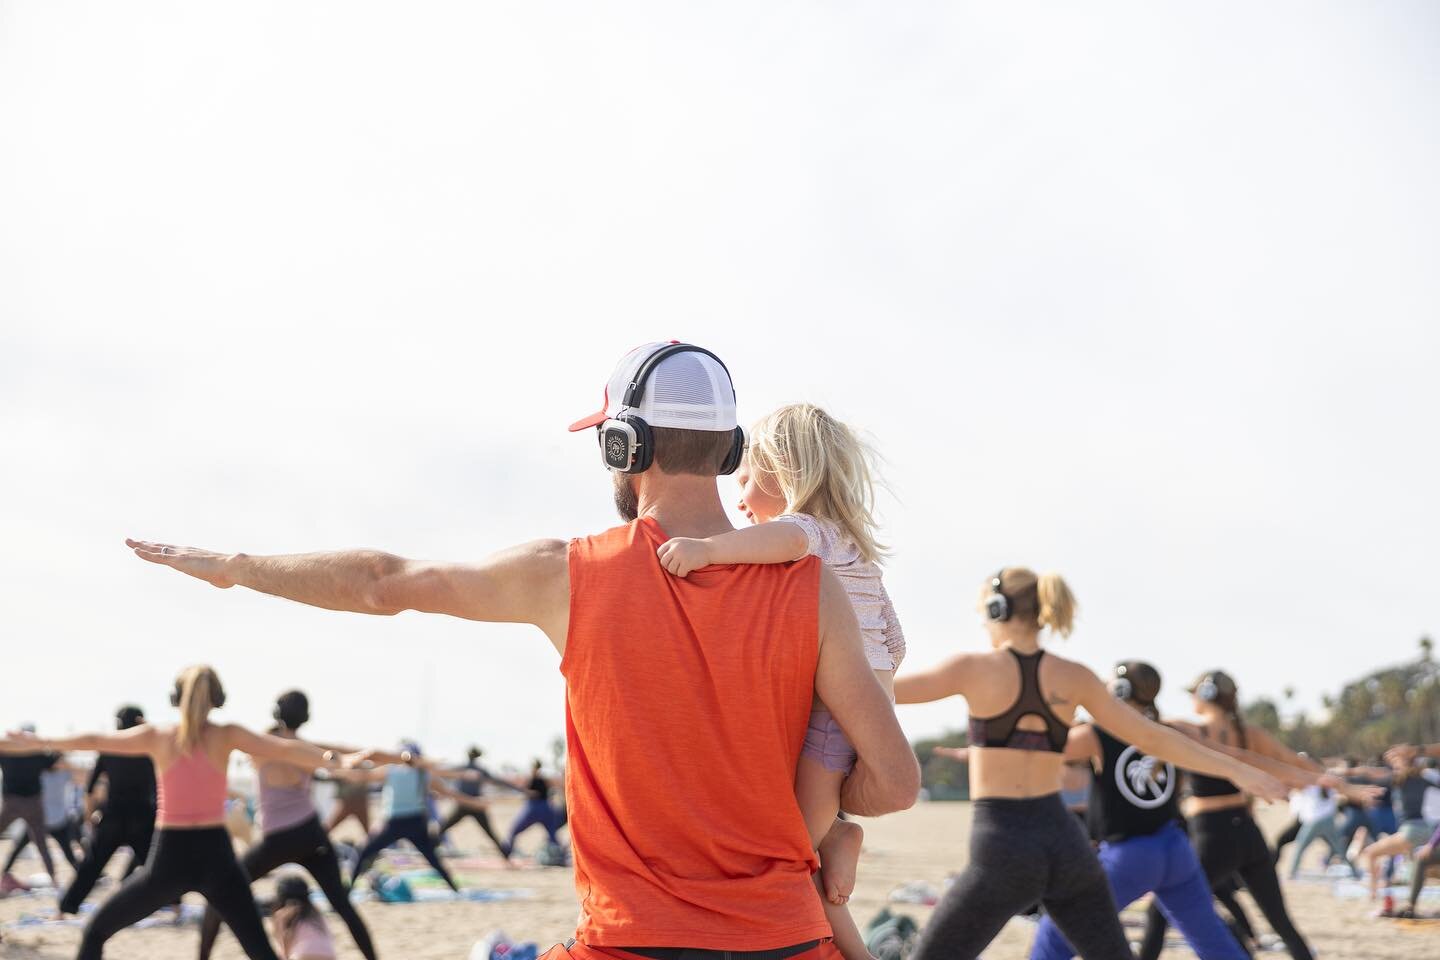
left=746, top=403, right=887, bottom=564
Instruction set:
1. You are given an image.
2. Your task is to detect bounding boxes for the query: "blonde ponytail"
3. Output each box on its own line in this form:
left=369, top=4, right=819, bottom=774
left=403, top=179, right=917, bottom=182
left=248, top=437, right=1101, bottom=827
left=745, top=403, right=888, bottom=564
left=1037, top=572, right=1076, bottom=637
left=176, top=665, right=222, bottom=753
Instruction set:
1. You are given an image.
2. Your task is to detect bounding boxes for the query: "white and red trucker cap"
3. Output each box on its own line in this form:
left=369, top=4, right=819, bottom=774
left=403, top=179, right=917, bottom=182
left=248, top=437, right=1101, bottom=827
left=567, top=341, right=738, bottom=433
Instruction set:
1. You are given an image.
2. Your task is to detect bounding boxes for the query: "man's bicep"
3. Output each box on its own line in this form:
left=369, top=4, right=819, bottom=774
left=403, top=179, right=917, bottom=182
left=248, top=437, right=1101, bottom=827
left=380, top=539, right=570, bottom=633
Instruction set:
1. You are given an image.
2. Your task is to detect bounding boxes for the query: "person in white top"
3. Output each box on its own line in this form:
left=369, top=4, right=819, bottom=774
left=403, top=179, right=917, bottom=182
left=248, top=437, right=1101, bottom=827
left=658, top=402, right=901, bottom=960
left=1286, top=784, right=1357, bottom=878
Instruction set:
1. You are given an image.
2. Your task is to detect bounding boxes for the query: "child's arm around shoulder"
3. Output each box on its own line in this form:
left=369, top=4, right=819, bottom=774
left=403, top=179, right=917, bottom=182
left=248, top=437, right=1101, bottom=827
left=657, top=516, right=813, bottom=578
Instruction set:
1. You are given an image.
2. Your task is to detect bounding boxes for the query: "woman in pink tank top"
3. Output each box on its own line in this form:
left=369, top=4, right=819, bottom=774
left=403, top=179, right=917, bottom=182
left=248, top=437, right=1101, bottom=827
left=198, top=690, right=377, bottom=960
left=8, top=665, right=355, bottom=960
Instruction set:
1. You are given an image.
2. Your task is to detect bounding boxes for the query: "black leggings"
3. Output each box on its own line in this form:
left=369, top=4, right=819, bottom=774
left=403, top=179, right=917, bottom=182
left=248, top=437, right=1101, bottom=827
left=912, top=794, right=1130, bottom=960
left=1211, top=874, right=1257, bottom=945
left=3, top=817, right=82, bottom=873
left=350, top=813, right=458, bottom=892
left=78, top=827, right=277, bottom=960
left=198, top=815, right=376, bottom=960
left=437, top=806, right=509, bottom=859
left=1138, top=810, right=1312, bottom=960
left=60, top=805, right=154, bottom=914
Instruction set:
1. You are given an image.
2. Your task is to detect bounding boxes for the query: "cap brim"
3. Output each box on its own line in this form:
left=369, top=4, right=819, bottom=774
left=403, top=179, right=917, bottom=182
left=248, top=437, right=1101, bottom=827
left=567, top=411, right=607, bottom=432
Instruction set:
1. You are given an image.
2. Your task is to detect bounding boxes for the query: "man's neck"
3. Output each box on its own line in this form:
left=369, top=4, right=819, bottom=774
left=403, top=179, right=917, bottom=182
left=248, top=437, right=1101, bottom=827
left=635, top=474, right=735, bottom=539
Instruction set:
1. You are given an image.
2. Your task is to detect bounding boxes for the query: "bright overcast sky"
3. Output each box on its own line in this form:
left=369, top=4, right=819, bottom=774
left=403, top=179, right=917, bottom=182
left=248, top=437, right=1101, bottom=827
left=2, top=2, right=1437, bottom=769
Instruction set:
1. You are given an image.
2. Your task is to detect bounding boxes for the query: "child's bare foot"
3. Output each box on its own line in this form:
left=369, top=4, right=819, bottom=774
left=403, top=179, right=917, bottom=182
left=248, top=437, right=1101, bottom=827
left=818, top=819, right=864, bottom=904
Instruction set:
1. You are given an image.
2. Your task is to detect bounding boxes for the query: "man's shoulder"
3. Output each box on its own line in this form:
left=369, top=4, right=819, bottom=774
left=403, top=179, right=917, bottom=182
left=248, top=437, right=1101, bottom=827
left=573, top=520, right=643, bottom=545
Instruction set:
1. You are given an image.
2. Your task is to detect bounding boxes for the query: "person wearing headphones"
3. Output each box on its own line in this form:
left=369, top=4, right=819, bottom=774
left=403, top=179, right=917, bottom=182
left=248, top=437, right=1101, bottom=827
left=434, top=746, right=520, bottom=860
left=1032, top=662, right=1369, bottom=960
left=894, top=569, right=1287, bottom=960
left=197, top=689, right=377, bottom=960
left=57, top=705, right=157, bottom=913
left=124, top=341, right=919, bottom=960
left=1134, top=671, right=1345, bottom=960
left=3, top=665, right=353, bottom=960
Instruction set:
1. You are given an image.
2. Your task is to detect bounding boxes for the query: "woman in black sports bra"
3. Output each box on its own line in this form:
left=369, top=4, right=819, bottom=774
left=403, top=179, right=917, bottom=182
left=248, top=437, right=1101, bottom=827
left=895, top=568, right=1285, bottom=960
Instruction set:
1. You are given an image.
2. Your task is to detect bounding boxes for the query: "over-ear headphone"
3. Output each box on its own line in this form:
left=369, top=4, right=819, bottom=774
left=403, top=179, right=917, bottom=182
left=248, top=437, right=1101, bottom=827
left=1111, top=671, right=1134, bottom=702
left=170, top=676, right=226, bottom=709
left=599, top=343, right=746, bottom=476
left=984, top=569, right=1011, bottom=622
left=1195, top=676, right=1220, bottom=702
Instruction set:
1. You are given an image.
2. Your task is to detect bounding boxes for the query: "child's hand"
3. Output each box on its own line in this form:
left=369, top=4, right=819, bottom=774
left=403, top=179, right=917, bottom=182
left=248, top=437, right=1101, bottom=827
left=657, top=537, right=713, bottom=578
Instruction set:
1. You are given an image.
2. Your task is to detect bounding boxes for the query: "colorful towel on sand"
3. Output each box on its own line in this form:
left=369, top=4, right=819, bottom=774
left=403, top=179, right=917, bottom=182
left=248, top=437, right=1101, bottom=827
left=4, top=902, right=205, bottom=931
left=348, top=883, right=533, bottom=905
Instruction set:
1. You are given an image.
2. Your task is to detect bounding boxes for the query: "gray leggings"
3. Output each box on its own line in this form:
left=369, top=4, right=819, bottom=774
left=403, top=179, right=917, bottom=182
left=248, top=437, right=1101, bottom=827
left=912, top=794, right=1131, bottom=960
left=0, top=794, right=57, bottom=880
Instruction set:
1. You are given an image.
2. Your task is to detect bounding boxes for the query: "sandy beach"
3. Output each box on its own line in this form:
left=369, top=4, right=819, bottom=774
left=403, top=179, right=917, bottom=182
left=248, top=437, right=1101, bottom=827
left=1, top=798, right=1432, bottom=959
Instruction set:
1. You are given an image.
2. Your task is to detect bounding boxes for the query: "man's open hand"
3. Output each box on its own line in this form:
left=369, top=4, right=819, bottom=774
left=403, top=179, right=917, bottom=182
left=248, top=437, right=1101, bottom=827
left=126, top=539, right=234, bottom=588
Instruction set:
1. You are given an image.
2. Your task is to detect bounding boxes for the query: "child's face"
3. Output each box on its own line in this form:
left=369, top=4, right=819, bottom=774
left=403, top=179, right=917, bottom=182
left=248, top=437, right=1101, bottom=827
left=735, top=463, right=787, bottom=524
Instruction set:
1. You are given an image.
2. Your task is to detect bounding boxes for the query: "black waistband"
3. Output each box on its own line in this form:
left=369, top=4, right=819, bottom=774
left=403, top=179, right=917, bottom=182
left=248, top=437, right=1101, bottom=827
left=614, top=939, right=822, bottom=960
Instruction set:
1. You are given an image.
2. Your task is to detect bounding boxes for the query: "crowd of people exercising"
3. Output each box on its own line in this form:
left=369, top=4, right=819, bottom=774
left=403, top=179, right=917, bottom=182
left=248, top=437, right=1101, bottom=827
left=0, top=669, right=569, bottom=959
left=1, top=341, right=1435, bottom=960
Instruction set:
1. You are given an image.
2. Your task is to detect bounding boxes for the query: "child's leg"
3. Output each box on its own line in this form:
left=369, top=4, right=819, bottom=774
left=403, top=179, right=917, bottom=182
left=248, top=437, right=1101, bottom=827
left=795, top=755, right=844, bottom=849
left=815, top=669, right=890, bottom=903
left=815, top=870, right=872, bottom=960
left=798, top=706, right=871, bottom=960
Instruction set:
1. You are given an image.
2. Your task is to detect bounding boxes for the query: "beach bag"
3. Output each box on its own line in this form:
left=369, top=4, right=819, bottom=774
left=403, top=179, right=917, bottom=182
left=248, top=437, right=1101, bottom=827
left=371, top=875, right=414, bottom=903
left=864, top=908, right=918, bottom=960
left=536, top=842, right=570, bottom=867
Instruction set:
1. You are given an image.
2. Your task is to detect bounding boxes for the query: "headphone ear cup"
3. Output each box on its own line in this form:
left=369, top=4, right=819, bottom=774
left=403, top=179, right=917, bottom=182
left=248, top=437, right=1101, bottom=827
left=170, top=686, right=181, bottom=708
left=627, top=417, right=655, bottom=474
left=600, top=418, right=653, bottom=474
left=212, top=683, right=226, bottom=709
left=985, top=594, right=1010, bottom=622
left=719, top=427, right=745, bottom=476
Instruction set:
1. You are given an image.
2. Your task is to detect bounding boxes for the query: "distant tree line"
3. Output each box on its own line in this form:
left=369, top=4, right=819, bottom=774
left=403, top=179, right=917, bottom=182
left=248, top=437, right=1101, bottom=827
left=1243, top=636, right=1438, bottom=761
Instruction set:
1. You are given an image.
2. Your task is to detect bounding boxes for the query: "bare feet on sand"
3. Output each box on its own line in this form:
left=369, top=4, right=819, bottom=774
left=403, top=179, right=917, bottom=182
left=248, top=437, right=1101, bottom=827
left=819, top=819, right=864, bottom=905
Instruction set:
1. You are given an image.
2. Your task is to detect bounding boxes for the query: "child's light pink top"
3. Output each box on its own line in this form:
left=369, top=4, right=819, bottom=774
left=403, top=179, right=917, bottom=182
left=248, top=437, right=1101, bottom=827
left=773, top=512, right=905, bottom=670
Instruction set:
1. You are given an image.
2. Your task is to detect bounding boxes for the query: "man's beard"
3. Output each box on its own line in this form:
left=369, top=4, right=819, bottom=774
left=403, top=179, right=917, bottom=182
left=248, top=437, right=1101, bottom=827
left=612, top=472, right=639, bottom=522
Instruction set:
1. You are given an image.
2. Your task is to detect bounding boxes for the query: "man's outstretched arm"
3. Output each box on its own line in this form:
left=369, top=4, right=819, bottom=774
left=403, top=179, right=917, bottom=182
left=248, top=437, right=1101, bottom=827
left=126, top=538, right=571, bottom=651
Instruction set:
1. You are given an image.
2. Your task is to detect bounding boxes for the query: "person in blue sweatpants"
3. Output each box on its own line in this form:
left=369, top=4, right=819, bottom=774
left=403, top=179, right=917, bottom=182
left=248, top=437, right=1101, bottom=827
left=504, top=759, right=562, bottom=855
left=1031, top=819, right=1247, bottom=960
left=1031, top=661, right=1337, bottom=960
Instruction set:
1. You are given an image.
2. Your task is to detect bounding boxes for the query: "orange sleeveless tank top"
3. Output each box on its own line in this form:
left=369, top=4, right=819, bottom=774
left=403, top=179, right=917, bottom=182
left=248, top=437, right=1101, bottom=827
left=562, top=518, right=828, bottom=950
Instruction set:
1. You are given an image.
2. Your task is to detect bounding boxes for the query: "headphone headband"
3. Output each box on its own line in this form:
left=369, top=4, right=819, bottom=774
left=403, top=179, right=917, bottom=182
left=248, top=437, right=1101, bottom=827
left=621, top=343, right=736, bottom=410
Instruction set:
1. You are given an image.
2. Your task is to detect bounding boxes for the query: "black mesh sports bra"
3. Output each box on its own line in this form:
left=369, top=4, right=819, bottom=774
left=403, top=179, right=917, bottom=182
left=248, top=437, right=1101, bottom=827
left=1187, top=725, right=1242, bottom=798
left=967, top=649, right=1069, bottom=753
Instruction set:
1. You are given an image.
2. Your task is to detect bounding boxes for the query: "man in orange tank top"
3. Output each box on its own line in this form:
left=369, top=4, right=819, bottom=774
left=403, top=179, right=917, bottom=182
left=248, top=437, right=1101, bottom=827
left=127, top=342, right=920, bottom=960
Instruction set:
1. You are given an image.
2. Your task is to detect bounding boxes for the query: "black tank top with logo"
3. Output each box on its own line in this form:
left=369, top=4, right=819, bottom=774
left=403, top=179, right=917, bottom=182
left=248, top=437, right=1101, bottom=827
left=1091, top=726, right=1180, bottom=843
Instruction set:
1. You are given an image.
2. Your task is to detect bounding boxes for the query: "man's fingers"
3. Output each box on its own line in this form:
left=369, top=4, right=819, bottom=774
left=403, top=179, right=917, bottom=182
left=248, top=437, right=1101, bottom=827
left=133, top=547, right=177, bottom=566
